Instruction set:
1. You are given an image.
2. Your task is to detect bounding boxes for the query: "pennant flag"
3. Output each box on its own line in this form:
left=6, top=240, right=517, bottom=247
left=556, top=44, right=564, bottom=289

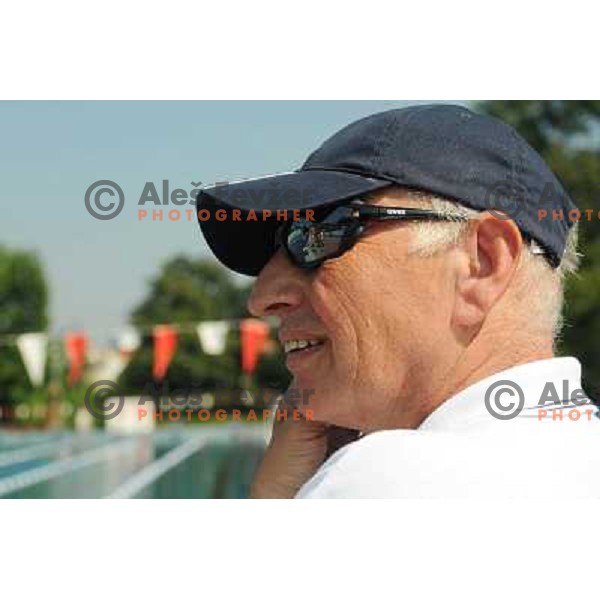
left=65, top=332, right=88, bottom=386
left=16, top=332, right=48, bottom=387
left=117, top=327, right=141, bottom=355
left=153, top=325, right=178, bottom=380
left=240, top=319, right=270, bottom=376
left=196, top=321, right=230, bottom=356
left=89, top=351, right=130, bottom=383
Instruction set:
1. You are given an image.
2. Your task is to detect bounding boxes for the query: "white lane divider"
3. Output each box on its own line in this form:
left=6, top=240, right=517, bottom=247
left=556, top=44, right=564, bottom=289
left=0, top=435, right=81, bottom=468
left=106, top=426, right=270, bottom=499
left=0, top=438, right=138, bottom=498
left=105, top=435, right=214, bottom=499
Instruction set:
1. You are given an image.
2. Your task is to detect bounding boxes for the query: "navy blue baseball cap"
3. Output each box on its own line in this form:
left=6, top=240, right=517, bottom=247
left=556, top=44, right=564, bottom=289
left=197, top=104, right=577, bottom=276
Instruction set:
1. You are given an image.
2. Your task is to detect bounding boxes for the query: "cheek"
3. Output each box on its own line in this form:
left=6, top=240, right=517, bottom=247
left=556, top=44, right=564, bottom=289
left=313, top=257, right=443, bottom=375
left=309, top=270, right=364, bottom=381
left=310, top=263, right=399, bottom=380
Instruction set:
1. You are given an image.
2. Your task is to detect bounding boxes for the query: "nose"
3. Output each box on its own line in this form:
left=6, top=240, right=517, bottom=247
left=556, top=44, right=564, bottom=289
left=247, top=249, right=308, bottom=319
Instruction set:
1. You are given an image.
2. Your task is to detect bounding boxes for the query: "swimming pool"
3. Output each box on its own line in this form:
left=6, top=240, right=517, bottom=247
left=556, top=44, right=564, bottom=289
left=0, top=424, right=268, bottom=499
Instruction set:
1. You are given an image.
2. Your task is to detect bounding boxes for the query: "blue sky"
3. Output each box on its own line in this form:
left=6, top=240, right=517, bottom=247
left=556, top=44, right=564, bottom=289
left=1, top=101, right=468, bottom=343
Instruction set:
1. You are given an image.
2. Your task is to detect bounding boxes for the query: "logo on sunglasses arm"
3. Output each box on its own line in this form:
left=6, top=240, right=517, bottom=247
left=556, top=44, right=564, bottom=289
left=381, top=209, right=409, bottom=216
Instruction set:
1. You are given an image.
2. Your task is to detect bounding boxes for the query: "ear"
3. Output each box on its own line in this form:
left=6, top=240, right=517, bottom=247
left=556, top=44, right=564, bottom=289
left=452, top=214, right=523, bottom=330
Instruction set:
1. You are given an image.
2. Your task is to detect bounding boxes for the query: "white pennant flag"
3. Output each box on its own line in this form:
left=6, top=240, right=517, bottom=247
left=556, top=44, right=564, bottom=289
left=196, top=321, right=230, bottom=356
left=16, top=332, right=48, bottom=387
left=90, top=352, right=130, bottom=382
left=117, top=327, right=141, bottom=354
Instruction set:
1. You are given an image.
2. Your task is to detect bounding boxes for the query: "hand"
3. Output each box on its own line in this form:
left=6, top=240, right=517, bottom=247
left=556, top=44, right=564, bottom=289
left=249, top=409, right=360, bottom=499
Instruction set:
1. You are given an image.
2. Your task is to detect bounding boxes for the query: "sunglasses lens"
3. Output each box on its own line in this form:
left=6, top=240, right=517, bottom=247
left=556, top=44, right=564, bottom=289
left=285, top=206, right=358, bottom=267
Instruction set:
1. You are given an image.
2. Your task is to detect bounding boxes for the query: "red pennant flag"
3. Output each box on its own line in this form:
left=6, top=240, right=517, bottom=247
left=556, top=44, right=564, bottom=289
left=153, top=325, right=178, bottom=380
left=65, top=332, right=88, bottom=386
left=240, top=319, right=270, bottom=376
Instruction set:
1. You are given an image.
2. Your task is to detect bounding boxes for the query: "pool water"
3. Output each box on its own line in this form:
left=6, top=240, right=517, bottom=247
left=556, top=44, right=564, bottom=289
left=0, top=424, right=268, bottom=499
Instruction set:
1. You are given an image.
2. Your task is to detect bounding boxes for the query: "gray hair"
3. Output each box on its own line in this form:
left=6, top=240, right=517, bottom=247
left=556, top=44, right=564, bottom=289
left=399, top=189, right=581, bottom=343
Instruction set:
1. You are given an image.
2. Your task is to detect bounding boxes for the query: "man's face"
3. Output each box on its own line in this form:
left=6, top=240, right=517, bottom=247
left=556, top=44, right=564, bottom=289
left=248, top=188, right=461, bottom=431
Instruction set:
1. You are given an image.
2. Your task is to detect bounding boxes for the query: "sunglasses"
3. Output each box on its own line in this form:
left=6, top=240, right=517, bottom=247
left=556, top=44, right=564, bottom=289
left=275, top=200, right=470, bottom=269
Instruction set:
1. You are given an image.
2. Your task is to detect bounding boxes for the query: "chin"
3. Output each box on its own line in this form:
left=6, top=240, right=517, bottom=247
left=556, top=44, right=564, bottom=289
left=301, top=393, right=353, bottom=427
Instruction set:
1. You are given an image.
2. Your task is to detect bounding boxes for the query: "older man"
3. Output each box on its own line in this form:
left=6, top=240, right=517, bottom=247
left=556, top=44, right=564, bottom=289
left=197, top=104, right=600, bottom=498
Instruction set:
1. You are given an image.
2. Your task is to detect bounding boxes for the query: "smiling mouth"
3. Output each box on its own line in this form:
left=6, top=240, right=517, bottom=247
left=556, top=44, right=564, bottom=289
left=283, top=339, right=325, bottom=355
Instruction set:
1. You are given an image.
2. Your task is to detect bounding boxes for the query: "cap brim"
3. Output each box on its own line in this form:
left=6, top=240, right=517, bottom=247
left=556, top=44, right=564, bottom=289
left=197, top=169, right=391, bottom=276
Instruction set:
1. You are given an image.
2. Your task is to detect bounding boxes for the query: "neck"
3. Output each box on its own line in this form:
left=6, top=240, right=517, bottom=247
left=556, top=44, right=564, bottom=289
left=448, top=346, right=552, bottom=401
left=375, top=329, right=555, bottom=432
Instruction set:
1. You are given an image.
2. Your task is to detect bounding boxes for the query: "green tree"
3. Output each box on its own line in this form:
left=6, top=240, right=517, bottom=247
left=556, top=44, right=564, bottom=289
left=0, top=246, right=49, bottom=420
left=477, top=101, right=600, bottom=395
left=118, top=255, right=290, bottom=398
left=477, top=101, right=600, bottom=154
left=131, top=256, right=250, bottom=325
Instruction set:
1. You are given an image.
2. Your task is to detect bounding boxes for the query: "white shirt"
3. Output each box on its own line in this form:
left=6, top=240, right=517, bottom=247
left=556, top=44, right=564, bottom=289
left=296, top=357, right=600, bottom=498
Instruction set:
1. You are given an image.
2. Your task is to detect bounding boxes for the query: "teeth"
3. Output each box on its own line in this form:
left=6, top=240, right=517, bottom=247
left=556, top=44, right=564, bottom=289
left=284, top=339, right=322, bottom=354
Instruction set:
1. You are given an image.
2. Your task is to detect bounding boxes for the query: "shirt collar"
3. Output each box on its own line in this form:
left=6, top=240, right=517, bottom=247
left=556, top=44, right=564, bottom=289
left=418, top=356, right=584, bottom=431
